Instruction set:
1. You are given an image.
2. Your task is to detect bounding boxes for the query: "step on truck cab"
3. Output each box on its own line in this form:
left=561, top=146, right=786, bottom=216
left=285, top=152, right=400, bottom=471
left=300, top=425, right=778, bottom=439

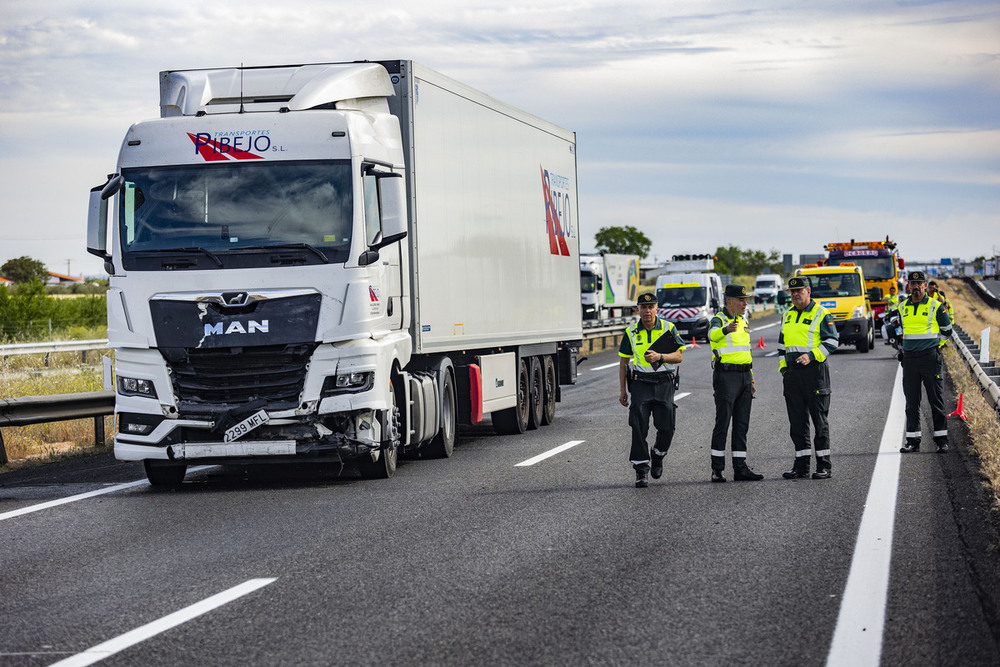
left=793, top=264, right=874, bottom=353
left=88, top=61, right=583, bottom=486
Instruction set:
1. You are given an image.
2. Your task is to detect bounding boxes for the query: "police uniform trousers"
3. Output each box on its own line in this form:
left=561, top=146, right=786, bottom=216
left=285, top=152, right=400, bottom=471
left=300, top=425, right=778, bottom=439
left=902, top=348, right=947, bottom=447
left=782, top=361, right=831, bottom=472
left=711, top=365, right=752, bottom=472
left=628, top=372, right=676, bottom=473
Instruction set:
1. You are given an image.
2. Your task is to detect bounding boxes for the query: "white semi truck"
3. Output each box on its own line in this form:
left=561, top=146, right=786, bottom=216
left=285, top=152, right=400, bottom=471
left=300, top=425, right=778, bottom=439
left=580, top=253, right=639, bottom=320
left=87, top=60, right=582, bottom=486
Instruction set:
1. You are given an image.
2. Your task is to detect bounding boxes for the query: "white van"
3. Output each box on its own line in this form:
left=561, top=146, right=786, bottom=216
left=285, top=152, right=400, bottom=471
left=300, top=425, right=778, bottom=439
left=654, top=273, right=724, bottom=342
left=754, top=274, right=783, bottom=303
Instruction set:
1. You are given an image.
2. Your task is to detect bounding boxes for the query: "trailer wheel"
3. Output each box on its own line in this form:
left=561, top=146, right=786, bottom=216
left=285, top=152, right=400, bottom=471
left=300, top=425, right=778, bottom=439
left=493, top=358, right=529, bottom=435
left=359, top=377, right=400, bottom=479
left=541, top=355, right=557, bottom=426
left=527, top=357, right=544, bottom=430
left=144, top=460, right=187, bottom=488
left=425, top=369, right=456, bottom=459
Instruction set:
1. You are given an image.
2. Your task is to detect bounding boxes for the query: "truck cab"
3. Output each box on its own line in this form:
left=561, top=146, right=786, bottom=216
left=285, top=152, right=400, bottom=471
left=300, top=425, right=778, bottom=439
left=793, top=264, right=875, bottom=353
left=654, top=272, right=722, bottom=342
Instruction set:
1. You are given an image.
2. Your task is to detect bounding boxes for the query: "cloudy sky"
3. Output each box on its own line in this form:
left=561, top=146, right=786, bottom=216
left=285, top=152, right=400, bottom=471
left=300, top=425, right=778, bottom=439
left=1, top=0, right=998, bottom=277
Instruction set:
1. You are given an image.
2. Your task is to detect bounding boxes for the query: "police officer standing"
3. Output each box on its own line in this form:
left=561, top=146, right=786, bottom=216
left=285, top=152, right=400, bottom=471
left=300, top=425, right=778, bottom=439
left=899, top=271, right=953, bottom=453
left=778, top=277, right=840, bottom=479
left=708, top=284, right=763, bottom=482
left=619, top=292, right=686, bottom=488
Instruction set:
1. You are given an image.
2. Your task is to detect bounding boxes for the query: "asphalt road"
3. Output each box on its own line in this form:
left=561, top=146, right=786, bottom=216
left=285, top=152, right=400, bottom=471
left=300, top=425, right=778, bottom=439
left=2, top=312, right=999, bottom=666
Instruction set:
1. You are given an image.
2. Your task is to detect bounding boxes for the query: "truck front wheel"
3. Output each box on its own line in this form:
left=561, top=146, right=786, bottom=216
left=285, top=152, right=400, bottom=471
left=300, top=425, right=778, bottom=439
left=359, top=378, right=400, bottom=479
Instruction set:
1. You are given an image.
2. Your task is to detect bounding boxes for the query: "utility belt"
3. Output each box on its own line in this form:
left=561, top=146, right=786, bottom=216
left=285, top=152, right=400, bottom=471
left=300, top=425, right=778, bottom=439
left=629, top=369, right=674, bottom=383
left=714, top=362, right=752, bottom=372
left=903, top=347, right=940, bottom=359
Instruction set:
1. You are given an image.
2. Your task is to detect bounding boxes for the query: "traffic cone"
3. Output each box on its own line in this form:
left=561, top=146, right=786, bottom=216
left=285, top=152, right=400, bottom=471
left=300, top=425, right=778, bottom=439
left=947, top=393, right=967, bottom=421
left=689, top=336, right=701, bottom=348
left=755, top=336, right=767, bottom=349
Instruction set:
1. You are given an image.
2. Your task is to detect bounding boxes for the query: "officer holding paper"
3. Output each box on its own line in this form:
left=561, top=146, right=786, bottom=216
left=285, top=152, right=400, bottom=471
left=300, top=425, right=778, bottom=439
left=618, top=292, right=686, bottom=488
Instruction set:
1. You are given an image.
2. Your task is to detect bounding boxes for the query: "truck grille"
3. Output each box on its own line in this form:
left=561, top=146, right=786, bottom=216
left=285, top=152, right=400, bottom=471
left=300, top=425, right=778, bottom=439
left=163, top=343, right=316, bottom=409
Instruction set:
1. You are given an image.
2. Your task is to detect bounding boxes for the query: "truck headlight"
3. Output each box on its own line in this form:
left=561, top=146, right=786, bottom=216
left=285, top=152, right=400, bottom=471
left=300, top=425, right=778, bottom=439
left=851, top=305, right=865, bottom=319
left=322, top=371, right=374, bottom=396
left=118, top=376, right=158, bottom=398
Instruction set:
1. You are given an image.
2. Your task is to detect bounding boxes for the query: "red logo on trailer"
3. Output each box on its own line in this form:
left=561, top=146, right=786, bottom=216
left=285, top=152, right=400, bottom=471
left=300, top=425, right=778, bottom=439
left=541, top=166, right=571, bottom=257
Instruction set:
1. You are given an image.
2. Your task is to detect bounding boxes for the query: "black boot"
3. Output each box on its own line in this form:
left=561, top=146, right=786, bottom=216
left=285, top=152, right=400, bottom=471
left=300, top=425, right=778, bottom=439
left=733, top=464, right=764, bottom=481
left=635, top=470, right=649, bottom=488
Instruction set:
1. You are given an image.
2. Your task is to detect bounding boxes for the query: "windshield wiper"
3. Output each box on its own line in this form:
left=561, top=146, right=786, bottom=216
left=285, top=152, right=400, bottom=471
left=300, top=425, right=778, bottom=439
left=242, top=243, right=330, bottom=264
left=130, top=247, right=223, bottom=267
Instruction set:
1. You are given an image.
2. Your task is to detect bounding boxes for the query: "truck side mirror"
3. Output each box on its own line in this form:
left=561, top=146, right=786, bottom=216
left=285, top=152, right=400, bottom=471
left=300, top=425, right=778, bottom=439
left=373, top=172, right=408, bottom=249
left=777, top=291, right=787, bottom=305
left=87, top=175, right=118, bottom=274
left=867, top=286, right=883, bottom=302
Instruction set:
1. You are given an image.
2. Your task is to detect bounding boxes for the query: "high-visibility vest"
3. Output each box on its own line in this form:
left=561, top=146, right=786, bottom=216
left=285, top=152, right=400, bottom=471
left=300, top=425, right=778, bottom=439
left=625, top=319, right=679, bottom=374
left=781, top=302, right=834, bottom=363
left=901, top=297, right=943, bottom=341
left=710, top=310, right=751, bottom=364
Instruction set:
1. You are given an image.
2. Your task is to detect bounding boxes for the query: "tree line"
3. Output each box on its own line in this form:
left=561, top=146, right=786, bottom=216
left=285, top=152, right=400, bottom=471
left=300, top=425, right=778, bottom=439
left=594, top=226, right=783, bottom=275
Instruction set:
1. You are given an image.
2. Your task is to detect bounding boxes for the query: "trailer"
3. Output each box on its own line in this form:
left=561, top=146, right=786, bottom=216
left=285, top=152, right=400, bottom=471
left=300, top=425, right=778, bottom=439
left=87, top=60, right=582, bottom=486
left=580, top=253, right=639, bottom=320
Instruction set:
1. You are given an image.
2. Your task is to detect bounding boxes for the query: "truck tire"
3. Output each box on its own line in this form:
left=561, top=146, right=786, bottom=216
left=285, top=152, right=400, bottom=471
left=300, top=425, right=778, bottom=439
left=144, top=460, right=187, bottom=488
left=359, top=377, right=400, bottom=479
left=424, top=369, right=456, bottom=459
left=856, top=321, right=871, bottom=353
left=541, top=355, right=557, bottom=426
left=527, top=356, right=543, bottom=430
left=492, top=358, right=529, bottom=435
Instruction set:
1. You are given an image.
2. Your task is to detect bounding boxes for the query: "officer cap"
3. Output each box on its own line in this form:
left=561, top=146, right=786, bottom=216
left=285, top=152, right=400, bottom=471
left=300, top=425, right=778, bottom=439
left=788, top=277, right=809, bottom=290
left=724, top=284, right=751, bottom=299
left=908, top=270, right=927, bottom=283
left=636, top=292, right=657, bottom=305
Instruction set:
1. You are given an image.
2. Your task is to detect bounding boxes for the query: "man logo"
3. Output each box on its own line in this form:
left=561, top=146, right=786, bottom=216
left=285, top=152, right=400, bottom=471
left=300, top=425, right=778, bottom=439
left=204, top=320, right=269, bottom=336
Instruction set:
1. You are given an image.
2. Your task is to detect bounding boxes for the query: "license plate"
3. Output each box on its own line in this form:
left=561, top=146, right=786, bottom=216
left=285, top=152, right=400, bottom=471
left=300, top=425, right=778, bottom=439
left=224, top=409, right=269, bottom=442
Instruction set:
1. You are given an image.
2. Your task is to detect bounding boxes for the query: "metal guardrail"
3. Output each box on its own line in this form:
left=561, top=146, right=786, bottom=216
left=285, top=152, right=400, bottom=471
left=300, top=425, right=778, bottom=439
left=0, top=391, right=115, bottom=465
left=0, top=339, right=109, bottom=357
left=951, top=324, right=1000, bottom=419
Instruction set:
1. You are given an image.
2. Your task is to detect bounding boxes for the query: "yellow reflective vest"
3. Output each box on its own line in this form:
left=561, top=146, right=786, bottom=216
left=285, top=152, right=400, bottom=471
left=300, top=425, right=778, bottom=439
left=709, top=309, right=751, bottom=365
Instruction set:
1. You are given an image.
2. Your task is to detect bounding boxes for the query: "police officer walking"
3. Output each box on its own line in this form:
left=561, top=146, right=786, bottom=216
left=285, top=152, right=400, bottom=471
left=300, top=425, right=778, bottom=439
left=708, top=284, right=763, bottom=482
left=619, top=292, right=686, bottom=488
left=899, top=271, right=953, bottom=453
left=778, top=276, right=840, bottom=479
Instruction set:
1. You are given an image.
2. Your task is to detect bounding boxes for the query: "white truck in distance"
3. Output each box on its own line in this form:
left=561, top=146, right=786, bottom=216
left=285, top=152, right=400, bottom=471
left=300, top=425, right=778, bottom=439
left=88, top=61, right=583, bottom=486
left=580, top=253, right=640, bottom=320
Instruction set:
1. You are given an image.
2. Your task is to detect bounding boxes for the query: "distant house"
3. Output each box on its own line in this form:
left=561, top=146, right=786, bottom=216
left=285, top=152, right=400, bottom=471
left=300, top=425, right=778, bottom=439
left=0, top=275, right=12, bottom=285
left=46, top=271, right=84, bottom=286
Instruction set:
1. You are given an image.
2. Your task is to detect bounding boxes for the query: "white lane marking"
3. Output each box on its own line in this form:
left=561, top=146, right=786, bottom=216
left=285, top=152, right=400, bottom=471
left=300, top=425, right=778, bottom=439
left=0, top=466, right=214, bottom=522
left=675, top=392, right=691, bottom=400
left=516, top=440, right=586, bottom=467
left=751, top=321, right=780, bottom=331
left=588, top=362, right=620, bottom=371
left=764, top=351, right=780, bottom=357
left=826, top=364, right=905, bottom=666
left=48, top=578, right=276, bottom=667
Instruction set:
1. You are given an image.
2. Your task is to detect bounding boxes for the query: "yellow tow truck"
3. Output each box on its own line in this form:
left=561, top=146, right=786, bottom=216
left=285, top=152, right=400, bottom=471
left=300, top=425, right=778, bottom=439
left=793, top=263, right=875, bottom=353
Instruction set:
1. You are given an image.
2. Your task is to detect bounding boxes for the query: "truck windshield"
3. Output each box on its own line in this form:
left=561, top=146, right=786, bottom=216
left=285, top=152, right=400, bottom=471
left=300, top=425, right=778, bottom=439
left=828, top=257, right=893, bottom=281
left=119, top=160, right=353, bottom=269
left=805, top=273, right=863, bottom=297
left=580, top=275, right=598, bottom=293
left=657, top=286, right=706, bottom=307
left=756, top=280, right=776, bottom=289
